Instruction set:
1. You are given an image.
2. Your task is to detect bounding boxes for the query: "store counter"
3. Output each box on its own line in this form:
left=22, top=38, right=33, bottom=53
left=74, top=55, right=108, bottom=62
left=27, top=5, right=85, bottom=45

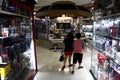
left=38, top=38, right=64, bottom=49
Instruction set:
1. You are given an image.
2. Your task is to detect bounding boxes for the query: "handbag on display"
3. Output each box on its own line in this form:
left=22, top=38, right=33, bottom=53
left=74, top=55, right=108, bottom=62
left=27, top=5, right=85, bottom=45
left=59, top=49, right=64, bottom=62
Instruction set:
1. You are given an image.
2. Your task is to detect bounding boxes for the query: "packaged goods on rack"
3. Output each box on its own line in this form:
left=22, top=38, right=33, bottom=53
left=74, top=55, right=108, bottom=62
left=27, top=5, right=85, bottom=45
left=0, top=0, right=37, bottom=79
left=91, top=13, right=120, bottom=80
left=82, top=25, right=93, bottom=45
left=83, top=25, right=93, bottom=32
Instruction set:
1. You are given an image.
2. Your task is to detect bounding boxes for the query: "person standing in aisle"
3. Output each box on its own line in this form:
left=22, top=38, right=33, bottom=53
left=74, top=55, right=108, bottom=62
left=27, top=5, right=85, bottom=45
left=71, top=32, right=84, bottom=74
left=61, top=32, right=74, bottom=71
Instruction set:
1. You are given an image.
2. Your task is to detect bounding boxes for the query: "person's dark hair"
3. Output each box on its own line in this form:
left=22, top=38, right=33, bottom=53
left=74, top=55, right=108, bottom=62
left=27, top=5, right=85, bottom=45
left=75, top=33, right=81, bottom=39
left=67, top=32, right=74, bottom=39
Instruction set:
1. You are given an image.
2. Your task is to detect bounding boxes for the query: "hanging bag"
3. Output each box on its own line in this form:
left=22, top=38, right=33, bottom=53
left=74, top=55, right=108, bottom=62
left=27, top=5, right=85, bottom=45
left=59, top=49, right=64, bottom=62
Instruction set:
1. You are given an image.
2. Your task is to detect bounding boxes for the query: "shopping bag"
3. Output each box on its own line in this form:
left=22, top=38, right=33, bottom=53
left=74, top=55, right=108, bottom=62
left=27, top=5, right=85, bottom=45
left=59, top=50, right=64, bottom=62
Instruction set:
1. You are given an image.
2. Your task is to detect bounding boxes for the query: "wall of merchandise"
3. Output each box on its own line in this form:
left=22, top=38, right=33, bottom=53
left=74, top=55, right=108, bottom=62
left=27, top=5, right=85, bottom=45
left=0, top=0, right=36, bottom=80
left=91, top=14, right=120, bottom=80
left=82, top=25, right=93, bottom=45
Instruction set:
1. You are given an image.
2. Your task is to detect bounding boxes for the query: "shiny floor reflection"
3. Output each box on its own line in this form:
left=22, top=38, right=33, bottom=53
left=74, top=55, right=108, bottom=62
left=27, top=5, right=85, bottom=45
left=34, top=45, right=94, bottom=80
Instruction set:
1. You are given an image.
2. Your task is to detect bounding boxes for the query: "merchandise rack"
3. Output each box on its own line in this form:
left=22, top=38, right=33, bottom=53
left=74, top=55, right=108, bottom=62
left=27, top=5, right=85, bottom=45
left=0, top=0, right=37, bottom=80
left=91, top=13, right=120, bottom=80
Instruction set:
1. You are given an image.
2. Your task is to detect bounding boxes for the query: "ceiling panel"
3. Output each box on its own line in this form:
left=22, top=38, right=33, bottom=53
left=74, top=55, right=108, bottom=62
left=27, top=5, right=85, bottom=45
left=34, top=0, right=92, bottom=11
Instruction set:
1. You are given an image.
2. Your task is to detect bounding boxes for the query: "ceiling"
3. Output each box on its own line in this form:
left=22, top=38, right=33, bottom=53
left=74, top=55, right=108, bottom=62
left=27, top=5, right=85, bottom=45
left=34, top=0, right=92, bottom=11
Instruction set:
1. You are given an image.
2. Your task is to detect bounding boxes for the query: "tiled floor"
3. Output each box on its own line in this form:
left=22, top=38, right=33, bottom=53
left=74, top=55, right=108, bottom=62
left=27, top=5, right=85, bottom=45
left=34, top=45, right=94, bottom=80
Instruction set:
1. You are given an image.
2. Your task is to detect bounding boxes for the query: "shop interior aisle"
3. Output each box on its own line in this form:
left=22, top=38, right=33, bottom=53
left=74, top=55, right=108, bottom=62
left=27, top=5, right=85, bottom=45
left=34, top=44, right=94, bottom=80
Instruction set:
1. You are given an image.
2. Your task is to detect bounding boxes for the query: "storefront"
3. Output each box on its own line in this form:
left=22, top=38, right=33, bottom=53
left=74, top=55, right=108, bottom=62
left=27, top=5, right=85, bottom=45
left=35, top=1, right=92, bottom=49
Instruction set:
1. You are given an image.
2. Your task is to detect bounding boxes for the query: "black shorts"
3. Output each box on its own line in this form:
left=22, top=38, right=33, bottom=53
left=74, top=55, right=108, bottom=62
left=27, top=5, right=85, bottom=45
left=73, top=53, right=83, bottom=64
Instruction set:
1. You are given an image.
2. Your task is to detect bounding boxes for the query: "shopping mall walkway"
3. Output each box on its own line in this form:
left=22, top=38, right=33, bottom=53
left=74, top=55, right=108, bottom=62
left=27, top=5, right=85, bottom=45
left=34, top=45, right=94, bottom=80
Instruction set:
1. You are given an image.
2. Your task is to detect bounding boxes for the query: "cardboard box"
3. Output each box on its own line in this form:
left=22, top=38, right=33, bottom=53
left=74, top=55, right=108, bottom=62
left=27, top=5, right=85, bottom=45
left=0, top=63, right=10, bottom=78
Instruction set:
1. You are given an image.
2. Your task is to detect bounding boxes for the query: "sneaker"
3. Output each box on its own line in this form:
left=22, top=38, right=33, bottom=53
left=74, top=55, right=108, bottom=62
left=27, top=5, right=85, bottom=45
left=68, top=64, right=73, bottom=67
left=71, top=71, right=74, bottom=74
left=78, top=66, right=83, bottom=69
left=61, top=66, right=65, bottom=71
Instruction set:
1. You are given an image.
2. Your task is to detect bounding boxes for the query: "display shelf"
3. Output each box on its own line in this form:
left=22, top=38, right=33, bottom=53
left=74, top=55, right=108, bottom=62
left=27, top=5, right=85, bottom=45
left=0, top=9, right=30, bottom=18
left=86, top=39, right=93, bottom=46
left=7, top=67, right=30, bottom=80
left=95, top=13, right=120, bottom=20
left=113, top=70, right=120, bottom=80
left=91, top=13, right=120, bottom=80
left=114, top=68, right=120, bottom=75
left=110, top=60, right=120, bottom=73
left=94, top=33, right=120, bottom=40
left=11, top=70, right=22, bottom=80
left=0, top=0, right=37, bottom=79
left=97, top=69, right=109, bottom=80
left=94, top=47, right=103, bottom=52
left=82, top=24, right=93, bottom=46
left=93, top=44, right=111, bottom=59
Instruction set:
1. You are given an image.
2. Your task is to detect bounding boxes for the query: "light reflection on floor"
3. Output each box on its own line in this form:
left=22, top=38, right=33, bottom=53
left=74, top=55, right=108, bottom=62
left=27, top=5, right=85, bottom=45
left=34, top=46, right=94, bottom=80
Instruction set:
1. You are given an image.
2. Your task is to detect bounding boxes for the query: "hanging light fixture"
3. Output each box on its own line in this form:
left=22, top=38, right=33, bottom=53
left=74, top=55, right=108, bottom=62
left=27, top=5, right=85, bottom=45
left=35, top=1, right=92, bottom=18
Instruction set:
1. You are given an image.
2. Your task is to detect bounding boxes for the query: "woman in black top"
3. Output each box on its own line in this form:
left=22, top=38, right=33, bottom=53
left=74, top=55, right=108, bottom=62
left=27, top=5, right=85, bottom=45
left=61, top=32, right=74, bottom=71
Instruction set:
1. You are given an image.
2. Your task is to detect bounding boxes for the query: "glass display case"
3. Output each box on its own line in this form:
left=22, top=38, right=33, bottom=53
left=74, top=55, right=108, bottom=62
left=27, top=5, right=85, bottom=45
left=0, top=0, right=37, bottom=80
left=82, top=25, right=93, bottom=45
left=91, top=14, right=120, bottom=80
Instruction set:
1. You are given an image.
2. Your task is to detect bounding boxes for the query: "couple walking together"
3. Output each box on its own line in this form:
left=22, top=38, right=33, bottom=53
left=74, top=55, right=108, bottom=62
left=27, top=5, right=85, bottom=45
left=61, top=32, right=84, bottom=74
